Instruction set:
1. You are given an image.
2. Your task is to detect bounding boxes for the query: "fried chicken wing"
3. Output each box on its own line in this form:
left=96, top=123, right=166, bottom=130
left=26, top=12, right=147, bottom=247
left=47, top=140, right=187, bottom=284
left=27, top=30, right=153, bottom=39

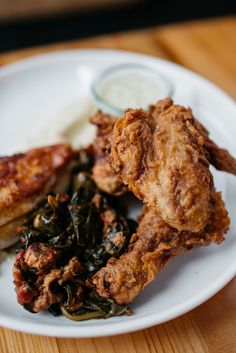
left=110, top=100, right=213, bottom=232
left=0, top=144, right=74, bottom=249
left=150, top=98, right=236, bottom=175
left=193, top=120, right=236, bottom=175
left=90, top=111, right=126, bottom=195
left=92, top=189, right=229, bottom=304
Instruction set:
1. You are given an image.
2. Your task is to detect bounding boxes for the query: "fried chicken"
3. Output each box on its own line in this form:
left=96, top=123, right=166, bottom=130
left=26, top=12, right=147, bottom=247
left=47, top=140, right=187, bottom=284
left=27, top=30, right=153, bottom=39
left=92, top=189, right=229, bottom=304
left=150, top=98, right=236, bottom=175
left=90, top=111, right=126, bottom=195
left=0, top=144, right=74, bottom=249
left=192, top=119, right=236, bottom=175
left=110, top=99, right=213, bottom=232
left=92, top=99, right=234, bottom=304
left=110, top=98, right=236, bottom=232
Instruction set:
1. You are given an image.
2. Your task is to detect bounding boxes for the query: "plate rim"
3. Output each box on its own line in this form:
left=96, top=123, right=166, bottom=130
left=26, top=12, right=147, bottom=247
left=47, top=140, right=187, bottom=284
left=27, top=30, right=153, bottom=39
left=0, top=48, right=236, bottom=337
left=0, top=48, right=235, bottom=107
left=0, top=259, right=235, bottom=338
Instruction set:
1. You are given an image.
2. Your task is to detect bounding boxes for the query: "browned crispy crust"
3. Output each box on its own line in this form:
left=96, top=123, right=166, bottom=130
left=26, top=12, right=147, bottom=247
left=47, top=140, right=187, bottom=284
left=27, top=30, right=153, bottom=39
left=150, top=98, right=236, bottom=174
left=0, top=144, right=73, bottom=230
left=91, top=100, right=236, bottom=199
left=90, top=111, right=116, bottom=159
left=110, top=100, right=213, bottom=232
left=90, top=111, right=127, bottom=195
left=92, top=189, right=230, bottom=304
left=192, top=120, right=236, bottom=175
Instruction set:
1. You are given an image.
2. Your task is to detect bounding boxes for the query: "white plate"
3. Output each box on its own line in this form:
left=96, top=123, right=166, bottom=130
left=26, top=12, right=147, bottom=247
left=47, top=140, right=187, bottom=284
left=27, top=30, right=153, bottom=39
left=0, top=49, right=236, bottom=338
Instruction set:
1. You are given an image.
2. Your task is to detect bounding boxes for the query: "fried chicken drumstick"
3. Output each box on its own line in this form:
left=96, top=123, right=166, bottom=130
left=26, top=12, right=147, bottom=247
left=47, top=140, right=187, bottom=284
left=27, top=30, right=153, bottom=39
left=110, top=98, right=236, bottom=232
left=92, top=189, right=229, bottom=304
left=91, top=98, right=236, bottom=304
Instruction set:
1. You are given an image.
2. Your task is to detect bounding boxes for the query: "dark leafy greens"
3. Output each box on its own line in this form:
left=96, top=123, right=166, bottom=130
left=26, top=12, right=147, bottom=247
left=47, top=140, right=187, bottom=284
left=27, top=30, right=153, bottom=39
left=61, top=292, right=131, bottom=321
left=17, top=149, right=136, bottom=321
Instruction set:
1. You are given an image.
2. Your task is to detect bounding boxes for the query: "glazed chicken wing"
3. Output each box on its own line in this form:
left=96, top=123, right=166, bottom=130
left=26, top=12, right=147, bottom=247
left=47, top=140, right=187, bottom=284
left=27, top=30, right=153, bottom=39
left=92, top=189, right=229, bottom=304
left=0, top=144, right=74, bottom=249
left=110, top=98, right=236, bottom=232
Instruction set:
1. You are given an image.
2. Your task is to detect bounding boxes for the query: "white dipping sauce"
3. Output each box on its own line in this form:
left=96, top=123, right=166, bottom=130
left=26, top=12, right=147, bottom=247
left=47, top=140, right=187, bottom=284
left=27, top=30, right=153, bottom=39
left=98, top=69, right=170, bottom=110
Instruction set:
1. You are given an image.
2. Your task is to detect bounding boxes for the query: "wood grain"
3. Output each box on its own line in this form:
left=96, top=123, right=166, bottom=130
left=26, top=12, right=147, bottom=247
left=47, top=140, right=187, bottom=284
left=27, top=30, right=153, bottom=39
left=0, top=16, right=236, bottom=353
left=156, top=17, right=236, bottom=98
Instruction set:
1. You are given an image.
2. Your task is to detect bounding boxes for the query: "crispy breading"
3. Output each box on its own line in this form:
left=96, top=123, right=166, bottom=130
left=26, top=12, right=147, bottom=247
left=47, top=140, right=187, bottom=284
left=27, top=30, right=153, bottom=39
left=90, top=111, right=126, bottom=195
left=92, top=189, right=230, bottom=304
left=150, top=98, right=236, bottom=175
left=110, top=100, right=213, bottom=232
left=192, top=119, right=236, bottom=175
left=90, top=111, right=117, bottom=158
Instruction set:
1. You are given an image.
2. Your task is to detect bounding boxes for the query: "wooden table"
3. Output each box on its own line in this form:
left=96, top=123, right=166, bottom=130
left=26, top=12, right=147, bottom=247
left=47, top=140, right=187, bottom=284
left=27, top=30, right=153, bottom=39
left=1, top=16, right=236, bottom=353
